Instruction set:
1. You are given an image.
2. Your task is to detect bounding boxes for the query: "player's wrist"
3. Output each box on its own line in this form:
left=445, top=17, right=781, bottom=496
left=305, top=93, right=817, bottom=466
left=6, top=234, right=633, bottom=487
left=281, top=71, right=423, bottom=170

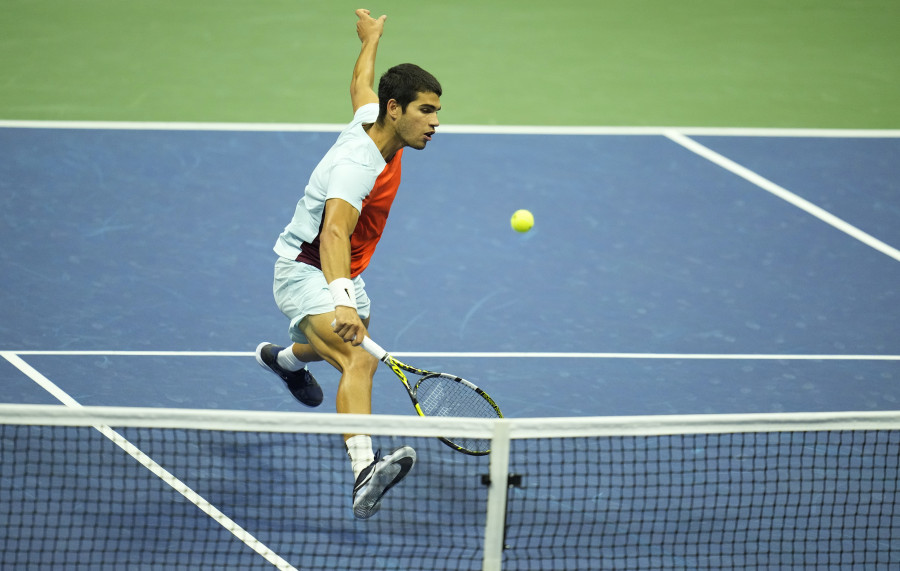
left=328, top=277, right=357, bottom=309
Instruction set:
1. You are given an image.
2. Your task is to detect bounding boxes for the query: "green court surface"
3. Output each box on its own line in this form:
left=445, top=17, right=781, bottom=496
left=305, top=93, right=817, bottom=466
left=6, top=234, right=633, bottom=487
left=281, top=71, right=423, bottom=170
left=2, top=0, right=898, bottom=127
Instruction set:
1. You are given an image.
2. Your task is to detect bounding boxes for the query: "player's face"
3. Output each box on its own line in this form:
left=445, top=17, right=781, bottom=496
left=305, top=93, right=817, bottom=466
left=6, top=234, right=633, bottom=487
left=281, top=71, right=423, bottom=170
left=396, top=91, right=441, bottom=150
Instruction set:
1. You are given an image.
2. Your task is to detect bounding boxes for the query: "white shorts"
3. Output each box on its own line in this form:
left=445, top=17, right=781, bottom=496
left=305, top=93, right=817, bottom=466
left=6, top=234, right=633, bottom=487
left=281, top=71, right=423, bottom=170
left=272, top=257, right=371, bottom=344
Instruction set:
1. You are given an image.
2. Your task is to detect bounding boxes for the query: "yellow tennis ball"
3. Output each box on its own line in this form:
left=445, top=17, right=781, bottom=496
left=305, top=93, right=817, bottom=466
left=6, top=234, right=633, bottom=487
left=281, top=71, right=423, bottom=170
left=510, top=209, right=534, bottom=233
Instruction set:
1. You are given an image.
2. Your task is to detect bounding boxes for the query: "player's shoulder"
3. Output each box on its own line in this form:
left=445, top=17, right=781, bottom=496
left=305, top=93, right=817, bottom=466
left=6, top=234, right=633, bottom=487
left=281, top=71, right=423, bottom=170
left=330, top=104, right=383, bottom=166
left=337, top=103, right=379, bottom=144
left=352, top=102, right=380, bottom=124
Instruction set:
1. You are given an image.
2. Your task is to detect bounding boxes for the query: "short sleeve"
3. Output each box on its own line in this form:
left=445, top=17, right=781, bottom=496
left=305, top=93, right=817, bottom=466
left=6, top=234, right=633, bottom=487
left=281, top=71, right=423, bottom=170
left=326, top=160, right=378, bottom=213
left=353, top=102, right=379, bottom=125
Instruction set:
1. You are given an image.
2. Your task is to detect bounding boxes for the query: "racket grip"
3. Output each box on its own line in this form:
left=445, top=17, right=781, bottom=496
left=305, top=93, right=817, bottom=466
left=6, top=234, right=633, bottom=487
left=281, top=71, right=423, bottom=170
left=360, top=336, right=388, bottom=361
left=330, top=319, right=389, bottom=361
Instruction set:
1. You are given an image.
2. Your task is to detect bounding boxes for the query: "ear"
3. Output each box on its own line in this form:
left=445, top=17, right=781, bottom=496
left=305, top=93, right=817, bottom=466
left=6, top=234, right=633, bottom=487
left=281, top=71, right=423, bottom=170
left=386, top=99, right=401, bottom=121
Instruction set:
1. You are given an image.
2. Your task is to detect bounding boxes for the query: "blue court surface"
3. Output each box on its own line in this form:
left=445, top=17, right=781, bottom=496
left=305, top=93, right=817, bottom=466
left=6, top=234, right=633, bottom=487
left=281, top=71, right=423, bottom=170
left=1, top=125, right=899, bottom=569
left=2, top=126, right=898, bottom=417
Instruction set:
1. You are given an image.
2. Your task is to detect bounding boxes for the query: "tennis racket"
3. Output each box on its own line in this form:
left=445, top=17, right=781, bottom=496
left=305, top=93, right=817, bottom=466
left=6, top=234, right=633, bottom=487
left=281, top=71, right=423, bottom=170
left=361, top=335, right=503, bottom=455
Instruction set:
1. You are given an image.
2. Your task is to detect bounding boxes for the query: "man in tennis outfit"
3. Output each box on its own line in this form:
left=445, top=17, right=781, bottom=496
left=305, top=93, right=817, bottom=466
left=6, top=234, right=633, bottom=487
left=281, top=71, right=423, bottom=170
left=256, top=9, right=442, bottom=519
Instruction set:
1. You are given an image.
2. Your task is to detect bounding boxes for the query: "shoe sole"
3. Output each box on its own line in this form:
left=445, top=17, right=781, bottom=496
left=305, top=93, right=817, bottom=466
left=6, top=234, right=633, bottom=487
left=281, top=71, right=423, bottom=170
left=254, top=341, right=273, bottom=371
left=353, top=449, right=416, bottom=519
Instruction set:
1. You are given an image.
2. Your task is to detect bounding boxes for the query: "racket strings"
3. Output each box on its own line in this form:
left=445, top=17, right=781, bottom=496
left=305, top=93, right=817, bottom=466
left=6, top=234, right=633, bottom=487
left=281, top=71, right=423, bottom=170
left=416, top=374, right=499, bottom=453
left=416, top=376, right=497, bottom=418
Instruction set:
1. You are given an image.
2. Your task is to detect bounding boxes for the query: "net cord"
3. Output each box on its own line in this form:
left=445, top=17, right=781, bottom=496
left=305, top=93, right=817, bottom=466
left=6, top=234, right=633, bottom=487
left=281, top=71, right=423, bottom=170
left=4, top=403, right=900, bottom=570
left=2, top=404, right=899, bottom=438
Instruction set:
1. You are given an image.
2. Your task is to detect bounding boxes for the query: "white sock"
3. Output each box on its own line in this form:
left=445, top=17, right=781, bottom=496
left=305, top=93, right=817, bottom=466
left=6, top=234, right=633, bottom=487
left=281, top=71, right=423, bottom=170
left=276, top=346, right=304, bottom=372
left=346, top=435, right=375, bottom=479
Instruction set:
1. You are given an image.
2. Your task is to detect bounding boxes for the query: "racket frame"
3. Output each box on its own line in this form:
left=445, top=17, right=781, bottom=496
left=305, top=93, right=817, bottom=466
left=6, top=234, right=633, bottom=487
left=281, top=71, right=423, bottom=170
left=361, top=336, right=502, bottom=455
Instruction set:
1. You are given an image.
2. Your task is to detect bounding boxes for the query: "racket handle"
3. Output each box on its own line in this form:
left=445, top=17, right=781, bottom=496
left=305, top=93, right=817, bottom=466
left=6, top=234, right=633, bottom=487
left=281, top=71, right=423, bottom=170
left=360, top=336, right=388, bottom=361
left=330, top=319, right=389, bottom=361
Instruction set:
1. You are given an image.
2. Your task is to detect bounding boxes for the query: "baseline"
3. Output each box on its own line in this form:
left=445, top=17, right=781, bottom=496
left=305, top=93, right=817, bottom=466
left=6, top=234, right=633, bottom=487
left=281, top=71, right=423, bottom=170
left=5, top=350, right=899, bottom=360
left=2, top=120, right=900, bottom=138
left=665, top=131, right=900, bottom=263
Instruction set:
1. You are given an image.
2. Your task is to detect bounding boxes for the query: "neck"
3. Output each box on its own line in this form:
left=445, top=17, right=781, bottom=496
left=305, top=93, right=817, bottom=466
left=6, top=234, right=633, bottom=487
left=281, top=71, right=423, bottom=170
left=365, top=122, right=403, bottom=161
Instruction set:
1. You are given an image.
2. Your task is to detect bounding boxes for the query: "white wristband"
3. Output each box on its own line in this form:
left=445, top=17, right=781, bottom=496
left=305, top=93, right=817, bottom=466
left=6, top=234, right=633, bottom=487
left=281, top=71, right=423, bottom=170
left=328, top=277, right=357, bottom=309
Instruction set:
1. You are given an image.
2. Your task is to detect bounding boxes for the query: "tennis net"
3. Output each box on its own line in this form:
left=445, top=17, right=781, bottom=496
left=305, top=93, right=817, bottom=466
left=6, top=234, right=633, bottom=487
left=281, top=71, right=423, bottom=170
left=2, top=404, right=899, bottom=570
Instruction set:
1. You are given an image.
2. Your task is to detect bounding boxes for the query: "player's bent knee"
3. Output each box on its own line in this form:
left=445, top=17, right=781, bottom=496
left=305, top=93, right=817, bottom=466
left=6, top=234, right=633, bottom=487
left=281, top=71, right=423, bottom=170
left=344, top=348, right=378, bottom=376
left=318, top=341, right=378, bottom=377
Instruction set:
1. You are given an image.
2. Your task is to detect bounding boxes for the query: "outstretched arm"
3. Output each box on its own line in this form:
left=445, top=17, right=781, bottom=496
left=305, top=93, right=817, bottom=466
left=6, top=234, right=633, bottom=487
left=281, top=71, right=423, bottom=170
left=350, top=8, right=386, bottom=113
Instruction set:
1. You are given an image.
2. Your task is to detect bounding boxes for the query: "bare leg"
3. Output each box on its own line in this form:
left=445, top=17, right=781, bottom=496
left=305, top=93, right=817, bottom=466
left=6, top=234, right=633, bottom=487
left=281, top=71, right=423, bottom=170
left=298, top=312, right=377, bottom=438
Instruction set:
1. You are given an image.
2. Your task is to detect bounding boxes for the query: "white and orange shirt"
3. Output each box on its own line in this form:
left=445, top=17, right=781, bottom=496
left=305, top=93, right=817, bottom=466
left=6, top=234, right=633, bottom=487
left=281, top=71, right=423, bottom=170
left=273, top=103, right=402, bottom=278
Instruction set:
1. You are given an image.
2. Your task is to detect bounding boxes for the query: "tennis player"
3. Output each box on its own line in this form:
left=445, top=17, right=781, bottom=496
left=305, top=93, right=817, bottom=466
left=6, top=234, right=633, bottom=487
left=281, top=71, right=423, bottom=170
left=256, top=8, right=442, bottom=519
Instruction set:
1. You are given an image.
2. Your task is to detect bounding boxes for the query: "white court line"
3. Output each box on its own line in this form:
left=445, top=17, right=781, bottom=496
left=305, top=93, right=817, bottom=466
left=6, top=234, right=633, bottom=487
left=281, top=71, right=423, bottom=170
left=0, top=351, right=298, bottom=571
left=665, top=130, right=900, bottom=264
left=395, top=352, right=900, bottom=361
left=0, top=119, right=348, bottom=132
left=5, top=349, right=899, bottom=360
left=2, top=119, right=900, bottom=137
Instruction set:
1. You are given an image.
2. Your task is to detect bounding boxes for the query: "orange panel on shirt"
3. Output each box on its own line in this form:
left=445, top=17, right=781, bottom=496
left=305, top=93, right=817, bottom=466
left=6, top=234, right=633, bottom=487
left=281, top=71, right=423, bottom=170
left=349, top=148, right=403, bottom=277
